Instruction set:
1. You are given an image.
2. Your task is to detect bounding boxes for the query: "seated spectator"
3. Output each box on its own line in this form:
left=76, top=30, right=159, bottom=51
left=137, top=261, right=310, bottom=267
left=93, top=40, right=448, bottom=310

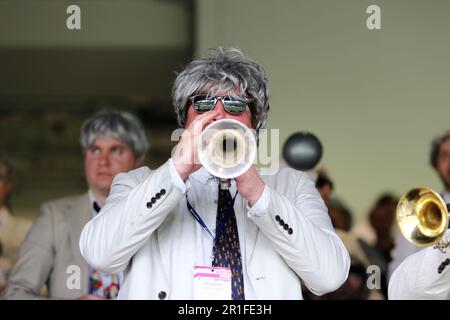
left=4, top=110, right=148, bottom=299
left=353, top=193, right=398, bottom=297
left=315, top=171, right=334, bottom=206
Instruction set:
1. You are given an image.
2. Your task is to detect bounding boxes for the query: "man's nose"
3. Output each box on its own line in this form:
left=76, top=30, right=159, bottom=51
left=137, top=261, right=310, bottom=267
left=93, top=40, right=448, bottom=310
left=215, top=99, right=227, bottom=117
left=99, top=152, right=111, bottom=165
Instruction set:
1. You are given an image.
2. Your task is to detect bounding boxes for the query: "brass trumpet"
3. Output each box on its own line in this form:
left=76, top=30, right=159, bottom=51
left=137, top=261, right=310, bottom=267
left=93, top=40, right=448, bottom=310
left=396, top=187, right=450, bottom=252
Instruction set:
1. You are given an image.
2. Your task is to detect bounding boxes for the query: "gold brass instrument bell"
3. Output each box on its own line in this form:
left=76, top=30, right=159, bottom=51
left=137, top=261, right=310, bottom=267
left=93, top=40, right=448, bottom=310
left=396, top=187, right=450, bottom=252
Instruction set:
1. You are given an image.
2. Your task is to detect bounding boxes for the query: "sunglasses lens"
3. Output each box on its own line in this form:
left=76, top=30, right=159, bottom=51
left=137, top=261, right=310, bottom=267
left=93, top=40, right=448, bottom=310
left=191, top=96, right=247, bottom=114
left=223, top=99, right=247, bottom=114
left=193, top=97, right=215, bottom=113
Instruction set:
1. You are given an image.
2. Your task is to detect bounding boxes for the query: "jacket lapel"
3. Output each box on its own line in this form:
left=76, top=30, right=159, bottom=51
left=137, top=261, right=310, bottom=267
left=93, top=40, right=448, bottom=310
left=66, top=193, right=91, bottom=294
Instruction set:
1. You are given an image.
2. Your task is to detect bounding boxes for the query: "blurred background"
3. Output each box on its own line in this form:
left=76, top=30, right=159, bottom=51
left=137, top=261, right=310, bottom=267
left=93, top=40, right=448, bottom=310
left=1, top=0, right=449, bottom=224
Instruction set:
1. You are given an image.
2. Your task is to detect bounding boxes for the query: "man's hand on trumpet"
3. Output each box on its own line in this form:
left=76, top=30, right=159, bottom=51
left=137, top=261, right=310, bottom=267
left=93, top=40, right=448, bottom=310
left=172, top=109, right=222, bottom=181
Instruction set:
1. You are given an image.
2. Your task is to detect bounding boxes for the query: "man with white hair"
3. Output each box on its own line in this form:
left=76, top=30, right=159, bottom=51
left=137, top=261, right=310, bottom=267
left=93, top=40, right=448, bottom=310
left=4, top=110, right=148, bottom=299
left=80, top=47, right=350, bottom=300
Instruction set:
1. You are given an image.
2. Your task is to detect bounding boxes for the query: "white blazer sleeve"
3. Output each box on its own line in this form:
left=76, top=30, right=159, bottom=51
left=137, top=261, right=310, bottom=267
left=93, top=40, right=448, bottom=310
left=389, top=231, right=450, bottom=300
left=79, top=160, right=184, bottom=274
left=249, top=168, right=350, bottom=296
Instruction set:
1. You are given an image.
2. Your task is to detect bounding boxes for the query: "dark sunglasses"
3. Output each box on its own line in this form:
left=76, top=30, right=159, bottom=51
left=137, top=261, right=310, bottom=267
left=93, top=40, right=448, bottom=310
left=188, top=95, right=250, bottom=115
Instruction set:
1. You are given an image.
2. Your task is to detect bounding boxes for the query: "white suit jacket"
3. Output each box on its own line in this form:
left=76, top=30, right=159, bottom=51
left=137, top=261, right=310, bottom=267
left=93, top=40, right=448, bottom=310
left=80, top=160, right=350, bottom=300
left=388, top=229, right=450, bottom=299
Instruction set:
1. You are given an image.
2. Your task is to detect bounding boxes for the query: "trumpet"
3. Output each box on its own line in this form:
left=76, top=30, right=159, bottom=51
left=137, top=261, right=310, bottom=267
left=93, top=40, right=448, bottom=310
left=396, top=187, right=450, bottom=252
left=198, top=119, right=256, bottom=189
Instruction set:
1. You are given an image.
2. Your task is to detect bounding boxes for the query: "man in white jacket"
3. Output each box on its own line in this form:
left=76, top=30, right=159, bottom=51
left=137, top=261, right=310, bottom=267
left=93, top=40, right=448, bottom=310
left=389, top=131, right=450, bottom=299
left=80, top=47, right=350, bottom=300
left=388, top=130, right=450, bottom=281
left=389, top=230, right=450, bottom=300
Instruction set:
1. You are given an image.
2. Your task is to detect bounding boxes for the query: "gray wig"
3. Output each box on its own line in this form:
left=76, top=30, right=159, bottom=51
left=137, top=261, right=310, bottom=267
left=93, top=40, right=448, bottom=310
left=172, top=47, right=270, bottom=134
left=80, top=110, right=149, bottom=159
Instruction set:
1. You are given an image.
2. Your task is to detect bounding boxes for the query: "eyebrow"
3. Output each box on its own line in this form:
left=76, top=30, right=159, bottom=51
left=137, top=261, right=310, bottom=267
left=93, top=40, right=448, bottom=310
left=89, top=143, right=127, bottom=150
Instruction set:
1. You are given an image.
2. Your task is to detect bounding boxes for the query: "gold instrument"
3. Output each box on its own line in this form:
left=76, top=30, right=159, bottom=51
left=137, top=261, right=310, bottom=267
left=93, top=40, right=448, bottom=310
left=198, top=119, right=256, bottom=189
left=396, top=187, right=450, bottom=251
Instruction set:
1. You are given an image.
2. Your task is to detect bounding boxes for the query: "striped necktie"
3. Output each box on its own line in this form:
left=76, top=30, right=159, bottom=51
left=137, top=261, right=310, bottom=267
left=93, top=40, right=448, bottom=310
left=212, top=186, right=245, bottom=300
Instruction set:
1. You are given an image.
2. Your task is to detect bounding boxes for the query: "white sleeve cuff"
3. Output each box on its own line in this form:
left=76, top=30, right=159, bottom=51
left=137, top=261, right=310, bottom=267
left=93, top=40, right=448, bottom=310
left=168, top=158, right=189, bottom=194
left=247, top=185, right=270, bottom=217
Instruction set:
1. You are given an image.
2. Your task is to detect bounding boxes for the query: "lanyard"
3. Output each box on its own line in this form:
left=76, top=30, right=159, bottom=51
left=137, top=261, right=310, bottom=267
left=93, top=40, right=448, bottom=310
left=186, top=195, right=215, bottom=239
left=185, top=190, right=239, bottom=240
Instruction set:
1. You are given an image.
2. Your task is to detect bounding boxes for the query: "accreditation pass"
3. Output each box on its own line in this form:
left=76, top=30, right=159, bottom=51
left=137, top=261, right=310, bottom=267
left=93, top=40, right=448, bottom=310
left=194, top=266, right=232, bottom=300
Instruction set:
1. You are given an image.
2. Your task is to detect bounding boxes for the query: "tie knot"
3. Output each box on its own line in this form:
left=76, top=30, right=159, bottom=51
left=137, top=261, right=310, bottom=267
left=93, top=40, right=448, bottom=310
left=218, top=185, right=233, bottom=199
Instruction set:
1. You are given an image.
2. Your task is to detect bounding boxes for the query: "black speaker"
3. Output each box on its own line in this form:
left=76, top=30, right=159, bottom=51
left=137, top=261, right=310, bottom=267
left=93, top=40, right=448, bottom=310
left=283, top=132, right=323, bottom=171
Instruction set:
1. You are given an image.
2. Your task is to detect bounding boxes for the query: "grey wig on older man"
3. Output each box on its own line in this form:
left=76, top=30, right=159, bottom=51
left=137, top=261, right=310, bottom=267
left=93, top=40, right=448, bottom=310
left=80, top=110, right=149, bottom=159
left=172, top=46, right=270, bottom=134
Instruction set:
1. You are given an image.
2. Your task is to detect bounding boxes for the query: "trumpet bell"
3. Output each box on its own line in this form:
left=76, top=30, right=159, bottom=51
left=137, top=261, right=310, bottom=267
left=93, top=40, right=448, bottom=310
left=396, top=187, right=449, bottom=247
left=198, top=119, right=256, bottom=179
